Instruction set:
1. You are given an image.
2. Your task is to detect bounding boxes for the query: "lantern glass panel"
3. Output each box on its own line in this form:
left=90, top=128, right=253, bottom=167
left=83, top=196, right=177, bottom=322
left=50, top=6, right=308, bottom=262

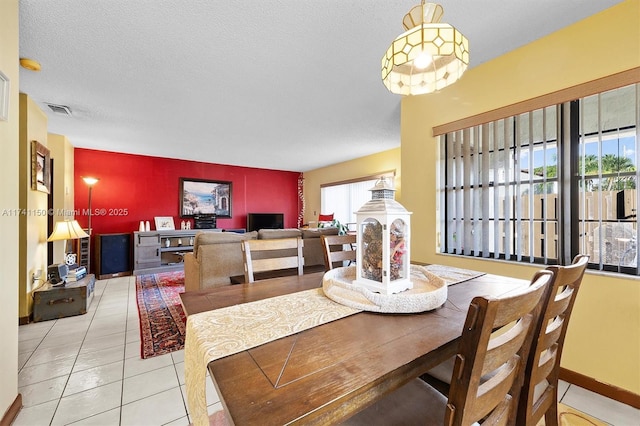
left=361, top=218, right=383, bottom=282
left=390, top=219, right=408, bottom=281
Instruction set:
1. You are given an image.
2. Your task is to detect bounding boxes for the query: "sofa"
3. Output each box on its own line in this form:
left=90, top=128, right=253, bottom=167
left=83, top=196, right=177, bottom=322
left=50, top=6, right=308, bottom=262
left=184, top=227, right=339, bottom=292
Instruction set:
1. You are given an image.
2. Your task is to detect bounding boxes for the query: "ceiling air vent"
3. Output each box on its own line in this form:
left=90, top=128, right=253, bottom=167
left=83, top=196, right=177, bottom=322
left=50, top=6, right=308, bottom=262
left=46, top=103, right=72, bottom=116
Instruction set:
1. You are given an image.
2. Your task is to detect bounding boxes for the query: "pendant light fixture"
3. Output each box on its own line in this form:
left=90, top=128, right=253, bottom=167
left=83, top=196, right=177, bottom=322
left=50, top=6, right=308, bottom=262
left=381, top=1, right=469, bottom=96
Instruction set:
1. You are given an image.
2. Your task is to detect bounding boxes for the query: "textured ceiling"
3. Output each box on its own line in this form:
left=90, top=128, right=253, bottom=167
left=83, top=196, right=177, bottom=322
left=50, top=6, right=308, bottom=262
left=18, top=0, right=624, bottom=172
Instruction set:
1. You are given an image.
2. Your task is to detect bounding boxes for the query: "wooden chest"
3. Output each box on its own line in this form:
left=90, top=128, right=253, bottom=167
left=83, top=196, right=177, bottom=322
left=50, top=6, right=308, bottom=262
left=33, top=274, right=95, bottom=322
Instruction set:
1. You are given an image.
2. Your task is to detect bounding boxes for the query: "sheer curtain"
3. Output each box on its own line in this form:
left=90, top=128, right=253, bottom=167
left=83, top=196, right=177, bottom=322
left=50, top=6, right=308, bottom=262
left=321, top=177, right=391, bottom=225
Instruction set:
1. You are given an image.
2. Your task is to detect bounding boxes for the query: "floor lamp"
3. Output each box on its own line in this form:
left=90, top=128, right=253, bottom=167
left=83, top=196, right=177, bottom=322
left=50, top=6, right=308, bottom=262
left=83, top=176, right=99, bottom=273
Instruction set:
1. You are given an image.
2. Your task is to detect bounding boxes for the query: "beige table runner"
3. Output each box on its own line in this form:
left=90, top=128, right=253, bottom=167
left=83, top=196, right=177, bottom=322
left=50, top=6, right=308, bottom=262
left=424, top=264, right=485, bottom=285
left=185, top=288, right=361, bottom=426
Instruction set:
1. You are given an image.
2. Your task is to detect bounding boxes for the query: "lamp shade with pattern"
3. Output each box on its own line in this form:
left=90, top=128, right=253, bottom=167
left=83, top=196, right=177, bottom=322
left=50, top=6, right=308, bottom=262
left=382, top=1, right=469, bottom=96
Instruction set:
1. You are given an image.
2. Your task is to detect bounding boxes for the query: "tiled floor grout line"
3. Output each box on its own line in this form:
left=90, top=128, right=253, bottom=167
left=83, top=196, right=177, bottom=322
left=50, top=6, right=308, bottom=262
left=18, top=314, right=66, bottom=425
left=54, top=278, right=128, bottom=425
left=172, top=357, right=191, bottom=426
left=558, top=383, right=571, bottom=403
left=50, top=279, right=104, bottom=425
left=119, top=277, right=131, bottom=426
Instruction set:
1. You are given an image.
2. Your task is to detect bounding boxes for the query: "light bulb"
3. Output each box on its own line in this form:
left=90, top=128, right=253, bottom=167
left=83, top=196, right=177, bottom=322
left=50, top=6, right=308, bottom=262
left=82, top=176, right=99, bottom=186
left=413, top=51, right=433, bottom=69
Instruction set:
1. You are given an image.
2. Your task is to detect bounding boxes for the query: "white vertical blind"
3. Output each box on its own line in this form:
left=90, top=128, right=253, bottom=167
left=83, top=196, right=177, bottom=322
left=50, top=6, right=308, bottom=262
left=514, top=115, right=523, bottom=261
left=454, top=130, right=463, bottom=253
left=463, top=128, right=472, bottom=256
left=445, top=132, right=456, bottom=252
left=503, top=118, right=513, bottom=259
left=492, top=122, right=500, bottom=259
left=442, top=108, right=559, bottom=262
left=481, top=124, right=490, bottom=257
left=527, top=111, right=535, bottom=262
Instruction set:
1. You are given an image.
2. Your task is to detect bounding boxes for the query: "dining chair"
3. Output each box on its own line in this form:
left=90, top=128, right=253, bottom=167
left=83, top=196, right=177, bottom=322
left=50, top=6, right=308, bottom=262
left=320, top=234, right=356, bottom=271
left=516, top=254, right=589, bottom=426
left=341, top=269, right=553, bottom=426
left=241, top=237, right=304, bottom=283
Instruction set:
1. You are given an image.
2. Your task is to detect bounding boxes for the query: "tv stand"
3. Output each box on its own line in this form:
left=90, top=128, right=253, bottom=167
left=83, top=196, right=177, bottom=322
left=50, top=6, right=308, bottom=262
left=133, top=229, right=221, bottom=275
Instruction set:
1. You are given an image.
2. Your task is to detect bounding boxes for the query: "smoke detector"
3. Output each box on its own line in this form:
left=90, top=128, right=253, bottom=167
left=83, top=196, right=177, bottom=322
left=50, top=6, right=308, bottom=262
left=46, top=103, right=72, bottom=116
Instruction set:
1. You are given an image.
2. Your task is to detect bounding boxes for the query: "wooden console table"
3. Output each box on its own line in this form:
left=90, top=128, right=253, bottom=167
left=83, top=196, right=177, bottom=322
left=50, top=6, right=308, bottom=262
left=133, top=229, right=221, bottom=275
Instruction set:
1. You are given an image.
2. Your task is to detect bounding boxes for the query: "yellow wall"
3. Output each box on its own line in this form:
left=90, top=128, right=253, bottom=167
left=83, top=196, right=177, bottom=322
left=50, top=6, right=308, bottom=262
left=303, top=147, right=401, bottom=224
left=0, top=0, right=20, bottom=416
left=48, top=133, right=76, bottom=262
left=401, top=0, right=640, bottom=394
left=18, top=94, right=49, bottom=319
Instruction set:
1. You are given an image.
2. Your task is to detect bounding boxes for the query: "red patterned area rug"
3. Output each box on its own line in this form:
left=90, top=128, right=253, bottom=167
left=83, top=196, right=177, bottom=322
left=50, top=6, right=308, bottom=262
left=136, top=271, right=186, bottom=359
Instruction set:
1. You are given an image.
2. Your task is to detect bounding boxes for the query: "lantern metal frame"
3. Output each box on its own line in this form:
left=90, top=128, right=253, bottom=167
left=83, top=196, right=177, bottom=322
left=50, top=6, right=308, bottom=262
left=353, top=178, right=413, bottom=295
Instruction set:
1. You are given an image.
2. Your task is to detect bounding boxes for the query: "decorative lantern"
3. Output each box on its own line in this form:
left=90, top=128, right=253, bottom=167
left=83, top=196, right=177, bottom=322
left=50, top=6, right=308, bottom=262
left=354, top=177, right=412, bottom=295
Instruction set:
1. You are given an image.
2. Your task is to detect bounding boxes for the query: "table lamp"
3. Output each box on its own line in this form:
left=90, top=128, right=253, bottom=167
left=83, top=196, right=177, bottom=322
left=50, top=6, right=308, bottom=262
left=47, top=219, right=90, bottom=266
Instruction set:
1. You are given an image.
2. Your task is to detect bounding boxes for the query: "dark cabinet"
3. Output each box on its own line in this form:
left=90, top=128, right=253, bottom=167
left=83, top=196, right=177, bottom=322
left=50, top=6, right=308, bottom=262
left=96, top=233, right=131, bottom=279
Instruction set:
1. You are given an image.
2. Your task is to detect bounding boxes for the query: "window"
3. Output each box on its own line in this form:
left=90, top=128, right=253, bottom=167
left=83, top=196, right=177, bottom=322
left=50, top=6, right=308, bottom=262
left=441, top=83, right=639, bottom=274
left=321, top=174, right=394, bottom=226
left=577, top=84, right=639, bottom=273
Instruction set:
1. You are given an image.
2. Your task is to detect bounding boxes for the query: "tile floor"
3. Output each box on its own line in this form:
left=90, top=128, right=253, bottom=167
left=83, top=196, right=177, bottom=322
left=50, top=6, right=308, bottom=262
left=14, top=276, right=640, bottom=425
left=15, top=276, right=222, bottom=425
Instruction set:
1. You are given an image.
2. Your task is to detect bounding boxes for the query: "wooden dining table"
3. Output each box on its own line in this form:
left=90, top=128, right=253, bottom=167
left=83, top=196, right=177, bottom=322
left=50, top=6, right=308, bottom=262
left=180, top=269, right=530, bottom=425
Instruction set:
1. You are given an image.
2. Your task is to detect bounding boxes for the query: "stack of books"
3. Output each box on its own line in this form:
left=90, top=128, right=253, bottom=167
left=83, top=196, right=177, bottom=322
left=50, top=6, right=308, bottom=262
left=67, top=266, right=87, bottom=282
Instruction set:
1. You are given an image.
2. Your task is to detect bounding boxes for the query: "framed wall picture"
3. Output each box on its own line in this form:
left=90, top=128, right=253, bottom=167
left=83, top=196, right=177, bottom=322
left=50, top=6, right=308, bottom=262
left=0, top=70, right=8, bottom=121
left=31, top=140, right=51, bottom=193
left=154, top=216, right=175, bottom=231
left=179, top=177, right=232, bottom=218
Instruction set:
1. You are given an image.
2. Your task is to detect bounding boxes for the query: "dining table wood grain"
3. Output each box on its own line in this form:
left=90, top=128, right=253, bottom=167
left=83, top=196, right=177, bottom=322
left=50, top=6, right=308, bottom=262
left=180, top=270, right=529, bottom=425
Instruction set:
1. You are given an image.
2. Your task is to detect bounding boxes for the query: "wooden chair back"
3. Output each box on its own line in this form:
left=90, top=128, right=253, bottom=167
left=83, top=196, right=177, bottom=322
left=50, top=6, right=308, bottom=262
left=342, top=270, right=553, bottom=426
left=320, top=234, right=356, bottom=271
left=444, top=270, right=552, bottom=425
left=241, top=237, right=304, bottom=283
left=516, top=254, right=589, bottom=426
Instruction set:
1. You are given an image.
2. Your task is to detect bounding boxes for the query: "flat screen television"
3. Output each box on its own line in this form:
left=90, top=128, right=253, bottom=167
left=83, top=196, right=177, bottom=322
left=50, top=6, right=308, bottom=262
left=246, top=213, right=284, bottom=232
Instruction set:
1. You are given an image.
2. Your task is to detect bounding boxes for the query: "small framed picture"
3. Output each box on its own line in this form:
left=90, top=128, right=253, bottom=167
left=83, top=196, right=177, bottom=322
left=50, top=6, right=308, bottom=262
left=154, top=216, right=175, bottom=231
left=31, top=140, right=51, bottom=193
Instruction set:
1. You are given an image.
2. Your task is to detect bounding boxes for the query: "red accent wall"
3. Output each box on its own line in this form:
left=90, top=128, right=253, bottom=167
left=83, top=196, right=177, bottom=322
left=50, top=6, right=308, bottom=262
left=74, top=149, right=301, bottom=236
